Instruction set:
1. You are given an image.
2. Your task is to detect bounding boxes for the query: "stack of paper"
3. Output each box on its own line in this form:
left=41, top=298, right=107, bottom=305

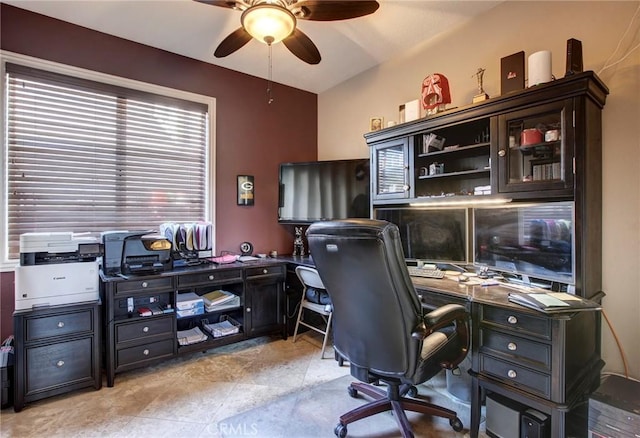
left=177, top=326, right=208, bottom=346
left=202, top=290, right=240, bottom=312
left=508, top=292, right=601, bottom=313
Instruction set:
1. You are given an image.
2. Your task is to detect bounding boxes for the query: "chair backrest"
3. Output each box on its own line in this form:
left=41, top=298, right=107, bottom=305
left=295, top=265, right=326, bottom=290
left=307, top=219, right=423, bottom=379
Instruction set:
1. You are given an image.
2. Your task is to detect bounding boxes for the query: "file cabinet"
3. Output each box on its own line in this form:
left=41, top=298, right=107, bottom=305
left=13, top=301, right=101, bottom=412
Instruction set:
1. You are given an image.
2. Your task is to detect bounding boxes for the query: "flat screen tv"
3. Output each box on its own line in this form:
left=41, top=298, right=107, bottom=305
left=473, top=201, right=575, bottom=286
left=278, top=159, right=370, bottom=224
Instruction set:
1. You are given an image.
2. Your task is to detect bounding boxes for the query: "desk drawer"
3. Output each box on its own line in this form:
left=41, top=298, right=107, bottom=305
left=25, top=337, right=94, bottom=394
left=26, top=309, right=93, bottom=342
left=177, top=269, right=243, bottom=288
left=480, top=329, right=551, bottom=371
left=116, top=339, right=175, bottom=368
left=480, top=355, right=551, bottom=398
left=481, top=306, right=551, bottom=340
left=116, top=316, right=174, bottom=344
left=115, top=277, right=173, bottom=296
left=245, top=265, right=284, bottom=279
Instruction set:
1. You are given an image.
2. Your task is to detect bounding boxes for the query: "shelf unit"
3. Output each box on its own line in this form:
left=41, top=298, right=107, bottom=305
left=365, top=71, right=607, bottom=206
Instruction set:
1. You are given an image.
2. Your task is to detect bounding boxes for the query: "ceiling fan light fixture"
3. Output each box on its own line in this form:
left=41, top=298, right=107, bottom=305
left=241, top=4, right=296, bottom=45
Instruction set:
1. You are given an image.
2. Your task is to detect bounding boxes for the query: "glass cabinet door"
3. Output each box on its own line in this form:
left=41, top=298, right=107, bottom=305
left=372, top=138, right=412, bottom=200
left=497, top=100, right=574, bottom=196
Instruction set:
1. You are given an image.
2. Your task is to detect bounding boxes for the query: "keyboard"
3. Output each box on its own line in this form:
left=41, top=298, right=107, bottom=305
left=407, top=266, right=445, bottom=279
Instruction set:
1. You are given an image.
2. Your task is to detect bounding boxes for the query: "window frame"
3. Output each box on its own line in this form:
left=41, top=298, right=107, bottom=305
left=0, top=51, right=216, bottom=272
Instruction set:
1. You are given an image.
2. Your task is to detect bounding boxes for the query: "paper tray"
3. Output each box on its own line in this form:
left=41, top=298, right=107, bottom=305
left=202, top=316, right=242, bottom=338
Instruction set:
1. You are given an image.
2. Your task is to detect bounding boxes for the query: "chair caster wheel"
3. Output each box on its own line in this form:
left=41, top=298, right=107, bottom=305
left=347, top=385, right=358, bottom=398
left=450, top=417, right=463, bottom=432
left=406, top=385, right=418, bottom=398
left=334, top=423, right=347, bottom=437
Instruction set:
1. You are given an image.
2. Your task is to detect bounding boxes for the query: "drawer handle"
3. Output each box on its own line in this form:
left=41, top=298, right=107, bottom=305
left=246, top=307, right=251, bottom=313
left=507, top=342, right=517, bottom=351
left=263, top=269, right=268, bottom=274
left=143, top=349, right=150, bottom=356
left=56, top=360, right=65, bottom=367
left=507, top=315, right=518, bottom=324
left=57, top=321, right=65, bottom=328
left=507, top=369, right=517, bottom=378
left=143, top=326, right=149, bottom=333
left=142, top=282, right=148, bottom=288
left=209, top=275, right=214, bottom=280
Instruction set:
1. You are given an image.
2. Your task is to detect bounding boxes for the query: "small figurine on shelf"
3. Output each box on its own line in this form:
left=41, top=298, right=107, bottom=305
left=472, top=67, right=490, bottom=103
left=293, top=226, right=305, bottom=256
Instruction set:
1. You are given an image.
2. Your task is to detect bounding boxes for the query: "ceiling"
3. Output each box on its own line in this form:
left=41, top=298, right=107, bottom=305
left=4, top=0, right=503, bottom=94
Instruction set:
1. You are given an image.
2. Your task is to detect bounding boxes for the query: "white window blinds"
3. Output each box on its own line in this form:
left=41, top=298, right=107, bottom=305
left=5, top=63, right=209, bottom=259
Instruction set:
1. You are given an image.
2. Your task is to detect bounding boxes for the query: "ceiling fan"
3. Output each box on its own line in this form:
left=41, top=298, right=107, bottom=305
left=195, top=0, right=380, bottom=64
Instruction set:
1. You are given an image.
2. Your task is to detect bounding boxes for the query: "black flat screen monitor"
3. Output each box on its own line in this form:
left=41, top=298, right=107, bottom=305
left=473, top=201, right=575, bottom=285
left=278, top=159, right=370, bottom=224
left=375, top=207, right=468, bottom=263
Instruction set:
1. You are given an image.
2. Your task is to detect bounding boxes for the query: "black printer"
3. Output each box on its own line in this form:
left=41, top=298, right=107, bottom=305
left=102, top=231, right=172, bottom=275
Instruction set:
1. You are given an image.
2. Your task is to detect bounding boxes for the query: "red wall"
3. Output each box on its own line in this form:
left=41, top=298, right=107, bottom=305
left=0, top=4, right=318, bottom=340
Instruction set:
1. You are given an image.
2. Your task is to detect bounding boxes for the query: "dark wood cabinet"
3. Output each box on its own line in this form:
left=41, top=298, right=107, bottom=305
left=497, top=100, right=574, bottom=196
left=101, top=261, right=286, bottom=386
left=371, top=137, right=412, bottom=201
left=244, top=265, right=286, bottom=337
left=471, top=300, right=602, bottom=437
left=365, top=71, right=607, bottom=207
left=13, top=301, right=101, bottom=412
left=366, top=71, right=608, bottom=300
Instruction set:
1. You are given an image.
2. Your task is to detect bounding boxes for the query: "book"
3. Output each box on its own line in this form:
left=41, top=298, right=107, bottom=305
left=202, top=290, right=236, bottom=306
left=508, top=292, right=601, bottom=313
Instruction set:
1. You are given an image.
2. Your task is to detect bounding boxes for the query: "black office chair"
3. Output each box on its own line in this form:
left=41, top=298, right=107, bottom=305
left=307, top=219, right=470, bottom=438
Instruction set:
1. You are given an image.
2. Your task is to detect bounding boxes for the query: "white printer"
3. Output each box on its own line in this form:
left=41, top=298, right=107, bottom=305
left=15, top=232, right=102, bottom=310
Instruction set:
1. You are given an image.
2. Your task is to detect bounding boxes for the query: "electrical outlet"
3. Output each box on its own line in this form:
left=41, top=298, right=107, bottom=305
left=127, top=297, right=134, bottom=313
left=149, top=296, right=158, bottom=303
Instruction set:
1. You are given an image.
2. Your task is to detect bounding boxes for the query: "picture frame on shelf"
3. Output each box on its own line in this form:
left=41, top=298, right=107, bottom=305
left=370, top=117, right=384, bottom=131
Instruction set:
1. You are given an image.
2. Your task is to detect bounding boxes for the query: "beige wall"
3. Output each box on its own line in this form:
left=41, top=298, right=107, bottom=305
left=318, top=1, right=640, bottom=380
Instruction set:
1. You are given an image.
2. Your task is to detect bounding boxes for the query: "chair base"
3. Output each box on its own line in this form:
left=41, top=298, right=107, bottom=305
left=335, top=381, right=463, bottom=438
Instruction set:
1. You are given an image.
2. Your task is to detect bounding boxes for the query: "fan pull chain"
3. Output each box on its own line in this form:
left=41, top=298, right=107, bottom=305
left=267, top=43, right=274, bottom=104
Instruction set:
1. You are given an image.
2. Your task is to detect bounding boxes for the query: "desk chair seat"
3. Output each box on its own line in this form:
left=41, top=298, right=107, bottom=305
left=292, top=265, right=334, bottom=359
left=307, top=219, right=470, bottom=438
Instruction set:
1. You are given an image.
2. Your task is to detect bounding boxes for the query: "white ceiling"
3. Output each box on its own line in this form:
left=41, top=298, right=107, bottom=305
left=4, top=0, right=503, bottom=94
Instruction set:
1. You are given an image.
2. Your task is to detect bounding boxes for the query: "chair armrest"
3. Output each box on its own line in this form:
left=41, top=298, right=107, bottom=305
left=412, top=303, right=470, bottom=369
left=411, top=304, right=468, bottom=340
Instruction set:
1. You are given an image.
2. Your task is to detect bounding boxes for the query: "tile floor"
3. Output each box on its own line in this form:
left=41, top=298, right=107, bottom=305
left=0, top=332, right=485, bottom=437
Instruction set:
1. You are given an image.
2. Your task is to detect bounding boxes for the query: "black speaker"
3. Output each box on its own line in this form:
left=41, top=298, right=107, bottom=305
left=565, top=38, right=583, bottom=76
left=521, top=408, right=549, bottom=438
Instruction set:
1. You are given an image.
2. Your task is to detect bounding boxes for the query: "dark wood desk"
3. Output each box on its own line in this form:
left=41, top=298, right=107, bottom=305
left=281, top=257, right=602, bottom=438
left=412, top=276, right=602, bottom=438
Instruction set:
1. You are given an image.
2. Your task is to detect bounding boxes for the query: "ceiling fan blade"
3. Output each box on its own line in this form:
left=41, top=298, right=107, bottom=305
left=282, top=28, right=321, bottom=65
left=214, top=27, right=253, bottom=58
left=294, top=1, right=379, bottom=21
left=193, top=0, right=241, bottom=9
